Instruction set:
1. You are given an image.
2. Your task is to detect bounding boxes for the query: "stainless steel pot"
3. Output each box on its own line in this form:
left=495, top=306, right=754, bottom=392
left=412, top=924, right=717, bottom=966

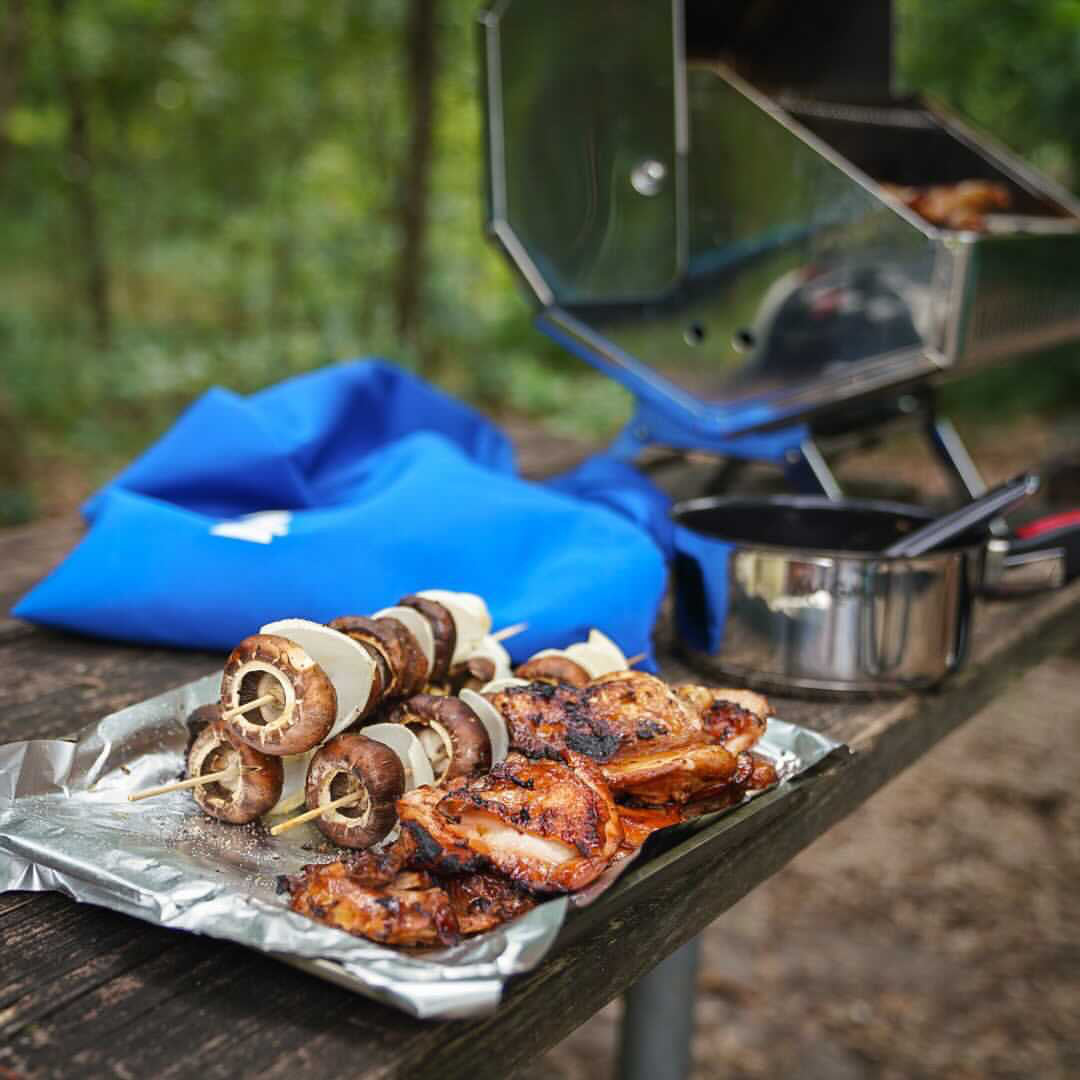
left=670, top=496, right=986, bottom=694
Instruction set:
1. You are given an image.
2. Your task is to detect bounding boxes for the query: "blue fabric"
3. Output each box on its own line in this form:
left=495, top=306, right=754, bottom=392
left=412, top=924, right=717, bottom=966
left=546, top=456, right=676, bottom=559
left=550, top=454, right=734, bottom=652
left=14, top=360, right=666, bottom=666
left=670, top=526, right=733, bottom=653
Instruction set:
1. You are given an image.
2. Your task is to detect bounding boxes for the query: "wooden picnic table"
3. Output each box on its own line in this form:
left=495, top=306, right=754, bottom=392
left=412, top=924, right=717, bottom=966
left=1, top=445, right=1079, bottom=1080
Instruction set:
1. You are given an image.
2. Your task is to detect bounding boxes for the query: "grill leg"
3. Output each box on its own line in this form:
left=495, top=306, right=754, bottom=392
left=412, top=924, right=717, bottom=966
left=783, top=437, right=842, bottom=498
left=616, top=935, right=702, bottom=1080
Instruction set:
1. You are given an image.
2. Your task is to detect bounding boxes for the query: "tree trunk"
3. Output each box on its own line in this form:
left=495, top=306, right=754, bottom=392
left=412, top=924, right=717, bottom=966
left=0, top=0, right=27, bottom=177
left=51, top=0, right=111, bottom=349
left=394, top=0, right=439, bottom=364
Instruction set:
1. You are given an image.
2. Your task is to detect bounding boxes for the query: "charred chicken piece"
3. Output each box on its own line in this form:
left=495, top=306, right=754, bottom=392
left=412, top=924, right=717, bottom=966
left=672, top=685, right=770, bottom=754
left=748, top=752, right=779, bottom=791
left=600, top=734, right=739, bottom=806
left=487, top=671, right=699, bottom=763
left=487, top=672, right=768, bottom=805
left=285, top=859, right=461, bottom=947
left=616, top=804, right=685, bottom=851
left=445, top=872, right=537, bottom=935
left=398, top=751, right=623, bottom=894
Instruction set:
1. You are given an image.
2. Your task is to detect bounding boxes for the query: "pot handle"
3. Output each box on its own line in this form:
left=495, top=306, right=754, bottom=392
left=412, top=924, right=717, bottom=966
left=949, top=555, right=974, bottom=672
left=983, top=513, right=1080, bottom=594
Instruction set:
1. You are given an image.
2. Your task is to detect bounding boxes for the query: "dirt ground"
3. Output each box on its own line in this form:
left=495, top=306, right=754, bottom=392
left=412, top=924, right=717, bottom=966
left=522, top=639, right=1080, bottom=1080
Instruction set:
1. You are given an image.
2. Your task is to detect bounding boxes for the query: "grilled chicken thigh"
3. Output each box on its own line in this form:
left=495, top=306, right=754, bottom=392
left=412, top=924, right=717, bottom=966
left=486, top=672, right=770, bottom=804
left=445, top=872, right=537, bottom=935
left=486, top=671, right=697, bottom=762
left=601, top=735, right=740, bottom=805
left=285, top=859, right=460, bottom=946
left=398, top=751, right=623, bottom=893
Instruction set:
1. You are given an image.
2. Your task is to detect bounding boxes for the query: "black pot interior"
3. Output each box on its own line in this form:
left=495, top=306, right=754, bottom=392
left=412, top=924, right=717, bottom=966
left=673, top=497, right=987, bottom=554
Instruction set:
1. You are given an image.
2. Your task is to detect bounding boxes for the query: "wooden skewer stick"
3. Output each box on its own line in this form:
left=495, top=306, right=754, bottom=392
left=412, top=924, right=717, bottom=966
left=491, top=622, right=528, bottom=643
left=127, top=766, right=257, bottom=802
left=269, top=791, right=365, bottom=836
left=220, top=692, right=277, bottom=723
left=626, top=652, right=647, bottom=668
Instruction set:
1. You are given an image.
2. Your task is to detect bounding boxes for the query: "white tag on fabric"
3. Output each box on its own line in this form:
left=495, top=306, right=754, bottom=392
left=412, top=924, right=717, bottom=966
left=211, top=510, right=293, bottom=545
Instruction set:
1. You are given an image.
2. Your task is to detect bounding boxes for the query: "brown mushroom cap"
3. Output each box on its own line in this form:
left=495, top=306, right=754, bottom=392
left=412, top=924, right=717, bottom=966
left=447, top=655, right=496, bottom=694
left=327, top=616, right=427, bottom=699
left=187, top=717, right=283, bottom=825
left=377, top=616, right=428, bottom=695
left=184, top=702, right=222, bottom=757
left=388, top=693, right=492, bottom=782
left=398, top=595, right=456, bottom=681
left=305, top=734, right=405, bottom=849
left=351, top=637, right=389, bottom=719
left=221, top=634, right=337, bottom=756
left=514, top=655, right=592, bottom=688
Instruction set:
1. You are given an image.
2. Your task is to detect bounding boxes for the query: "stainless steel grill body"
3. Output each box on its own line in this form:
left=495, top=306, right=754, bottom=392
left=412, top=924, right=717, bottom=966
left=482, top=2, right=1080, bottom=440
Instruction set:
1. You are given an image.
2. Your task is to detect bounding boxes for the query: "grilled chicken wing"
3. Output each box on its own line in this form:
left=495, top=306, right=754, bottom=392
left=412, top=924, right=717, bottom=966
left=398, top=751, right=623, bottom=893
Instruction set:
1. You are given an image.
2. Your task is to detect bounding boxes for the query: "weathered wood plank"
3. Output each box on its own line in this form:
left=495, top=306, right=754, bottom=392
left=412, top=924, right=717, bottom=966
left=0, top=630, right=219, bottom=742
left=0, top=517, right=84, bottom=616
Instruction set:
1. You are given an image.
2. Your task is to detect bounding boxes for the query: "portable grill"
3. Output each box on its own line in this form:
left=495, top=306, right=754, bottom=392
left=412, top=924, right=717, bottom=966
left=480, top=0, right=1080, bottom=505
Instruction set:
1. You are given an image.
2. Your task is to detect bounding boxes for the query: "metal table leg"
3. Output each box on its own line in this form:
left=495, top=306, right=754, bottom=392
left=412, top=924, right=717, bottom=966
left=616, top=935, right=702, bottom=1080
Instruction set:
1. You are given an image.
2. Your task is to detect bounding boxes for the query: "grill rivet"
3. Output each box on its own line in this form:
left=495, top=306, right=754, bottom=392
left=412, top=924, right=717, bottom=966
left=631, top=159, right=667, bottom=197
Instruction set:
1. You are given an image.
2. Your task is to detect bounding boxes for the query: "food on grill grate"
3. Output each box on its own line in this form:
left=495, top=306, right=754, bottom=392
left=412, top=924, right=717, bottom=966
left=882, top=179, right=1011, bottom=231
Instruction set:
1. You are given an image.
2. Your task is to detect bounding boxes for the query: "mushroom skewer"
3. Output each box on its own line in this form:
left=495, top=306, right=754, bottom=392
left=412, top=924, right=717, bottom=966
left=127, top=766, right=259, bottom=802
left=386, top=694, right=493, bottom=782
left=183, top=714, right=284, bottom=823
left=514, top=629, right=632, bottom=687
left=269, top=790, right=365, bottom=835
left=221, top=634, right=338, bottom=756
left=220, top=693, right=276, bottom=723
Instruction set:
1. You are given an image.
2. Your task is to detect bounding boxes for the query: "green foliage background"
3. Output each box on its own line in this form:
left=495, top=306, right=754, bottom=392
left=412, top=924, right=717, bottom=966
left=1, top=0, right=1079, bottom=522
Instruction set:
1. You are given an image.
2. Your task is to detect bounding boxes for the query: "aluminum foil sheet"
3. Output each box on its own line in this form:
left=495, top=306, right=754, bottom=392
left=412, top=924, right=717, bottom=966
left=0, top=672, right=843, bottom=1019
